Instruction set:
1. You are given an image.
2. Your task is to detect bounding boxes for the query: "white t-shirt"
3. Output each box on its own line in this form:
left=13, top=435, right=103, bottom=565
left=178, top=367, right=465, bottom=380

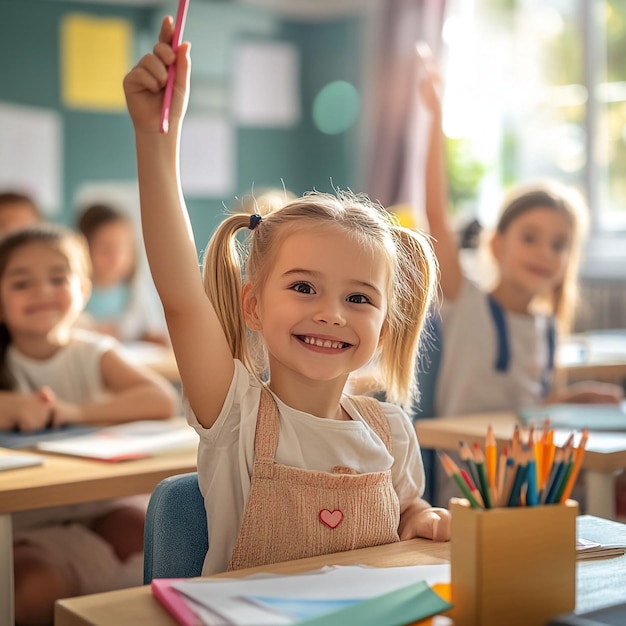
left=185, top=360, right=426, bottom=575
left=435, top=279, right=554, bottom=417
left=8, top=329, right=117, bottom=404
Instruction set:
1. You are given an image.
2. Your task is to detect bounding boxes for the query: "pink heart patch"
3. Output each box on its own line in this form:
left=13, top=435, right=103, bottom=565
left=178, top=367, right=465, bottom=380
left=319, top=509, right=343, bottom=529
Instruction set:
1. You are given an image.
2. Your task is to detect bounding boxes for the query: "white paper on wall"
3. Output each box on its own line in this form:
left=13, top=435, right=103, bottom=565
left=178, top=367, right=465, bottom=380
left=180, top=115, right=235, bottom=197
left=233, top=41, right=300, bottom=127
left=0, top=102, right=63, bottom=216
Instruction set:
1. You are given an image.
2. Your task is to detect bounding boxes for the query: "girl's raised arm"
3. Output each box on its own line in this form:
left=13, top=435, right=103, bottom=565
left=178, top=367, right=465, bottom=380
left=419, top=52, right=463, bottom=301
left=123, top=17, right=234, bottom=427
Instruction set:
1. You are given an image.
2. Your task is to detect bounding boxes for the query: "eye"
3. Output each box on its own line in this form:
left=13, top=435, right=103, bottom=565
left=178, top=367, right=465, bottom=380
left=51, top=275, right=69, bottom=286
left=551, top=239, right=568, bottom=253
left=289, top=281, right=314, bottom=294
left=522, top=232, right=537, bottom=244
left=11, top=280, right=30, bottom=290
left=347, top=293, right=371, bottom=305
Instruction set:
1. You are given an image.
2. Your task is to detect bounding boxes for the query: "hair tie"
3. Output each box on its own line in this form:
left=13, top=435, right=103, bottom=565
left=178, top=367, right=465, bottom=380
left=248, top=214, right=262, bottom=230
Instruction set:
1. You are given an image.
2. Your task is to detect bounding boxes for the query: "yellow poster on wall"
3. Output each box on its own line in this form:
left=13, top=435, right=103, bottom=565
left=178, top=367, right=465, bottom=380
left=61, top=14, right=131, bottom=111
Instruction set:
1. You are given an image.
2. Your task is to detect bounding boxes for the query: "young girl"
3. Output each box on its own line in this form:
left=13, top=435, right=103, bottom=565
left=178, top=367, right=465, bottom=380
left=421, top=55, right=623, bottom=418
left=0, top=224, right=178, bottom=625
left=419, top=54, right=623, bottom=503
left=123, top=17, right=451, bottom=576
left=77, top=202, right=169, bottom=346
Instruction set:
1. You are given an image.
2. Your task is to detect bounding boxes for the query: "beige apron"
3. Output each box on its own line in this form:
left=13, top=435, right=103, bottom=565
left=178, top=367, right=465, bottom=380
left=228, top=387, right=400, bottom=571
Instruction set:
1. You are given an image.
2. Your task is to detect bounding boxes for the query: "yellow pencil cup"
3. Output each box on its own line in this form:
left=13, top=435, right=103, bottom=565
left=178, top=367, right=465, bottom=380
left=450, top=498, right=578, bottom=626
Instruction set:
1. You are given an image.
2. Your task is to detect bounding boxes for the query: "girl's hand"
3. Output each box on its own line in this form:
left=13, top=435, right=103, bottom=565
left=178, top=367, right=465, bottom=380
left=49, top=398, right=82, bottom=426
left=14, top=391, right=55, bottom=432
left=123, top=16, right=191, bottom=133
left=399, top=502, right=451, bottom=542
left=416, top=42, right=442, bottom=116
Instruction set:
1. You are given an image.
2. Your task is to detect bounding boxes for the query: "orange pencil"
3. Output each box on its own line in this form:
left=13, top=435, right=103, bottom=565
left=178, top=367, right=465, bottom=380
left=485, top=425, right=497, bottom=490
left=541, top=429, right=556, bottom=490
left=560, top=429, right=589, bottom=502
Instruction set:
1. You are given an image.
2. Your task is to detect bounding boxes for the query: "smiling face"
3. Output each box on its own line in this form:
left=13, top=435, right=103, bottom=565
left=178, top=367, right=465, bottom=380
left=0, top=242, right=86, bottom=344
left=243, top=227, right=390, bottom=388
left=491, top=207, right=573, bottom=297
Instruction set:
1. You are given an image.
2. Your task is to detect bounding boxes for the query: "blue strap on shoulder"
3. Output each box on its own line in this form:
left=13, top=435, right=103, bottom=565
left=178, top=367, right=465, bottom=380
left=487, top=294, right=509, bottom=372
left=487, top=293, right=556, bottom=397
left=541, top=317, right=556, bottom=397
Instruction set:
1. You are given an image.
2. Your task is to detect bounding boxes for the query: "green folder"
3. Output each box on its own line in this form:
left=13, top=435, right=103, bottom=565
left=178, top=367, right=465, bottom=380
left=296, top=580, right=452, bottom=626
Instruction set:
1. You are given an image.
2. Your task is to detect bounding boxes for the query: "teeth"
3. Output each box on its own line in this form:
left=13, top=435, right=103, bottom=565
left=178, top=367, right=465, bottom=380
left=303, top=336, right=345, bottom=349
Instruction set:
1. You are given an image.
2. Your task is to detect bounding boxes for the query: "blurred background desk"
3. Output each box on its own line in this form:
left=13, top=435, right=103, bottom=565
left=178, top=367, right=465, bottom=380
left=560, top=331, right=626, bottom=386
left=0, top=445, right=197, bottom=626
left=416, top=413, right=626, bottom=520
left=122, top=342, right=180, bottom=384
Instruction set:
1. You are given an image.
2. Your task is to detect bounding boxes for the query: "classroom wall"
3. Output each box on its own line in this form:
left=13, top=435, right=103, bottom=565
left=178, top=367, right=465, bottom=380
left=0, top=0, right=364, bottom=252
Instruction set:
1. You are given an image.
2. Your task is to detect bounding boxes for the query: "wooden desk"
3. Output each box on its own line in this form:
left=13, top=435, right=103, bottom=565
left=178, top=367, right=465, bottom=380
left=56, top=537, right=449, bottom=626
left=0, top=446, right=197, bottom=626
left=415, top=412, right=626, bottom=519
left=55, top=515, right=626, bottom=626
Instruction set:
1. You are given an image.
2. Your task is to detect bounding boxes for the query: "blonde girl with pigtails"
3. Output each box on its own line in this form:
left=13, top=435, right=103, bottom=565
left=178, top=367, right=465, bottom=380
left=124, top=15, right=451, bottom=576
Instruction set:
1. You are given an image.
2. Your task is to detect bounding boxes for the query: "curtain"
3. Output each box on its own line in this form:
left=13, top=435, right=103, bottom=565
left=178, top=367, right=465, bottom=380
left=362, top=0, right=447, bottom=216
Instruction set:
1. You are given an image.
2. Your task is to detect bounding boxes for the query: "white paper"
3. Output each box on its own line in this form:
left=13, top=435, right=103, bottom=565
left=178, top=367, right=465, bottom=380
left=173, top=563, right=450, bottom=626
left=181, top=115, right=234, bottom=197
left=36, top=417, right=197, bottom=460
left=0, top=102, right=62, bottom=216
left=0, top=451, right=44, bottom=471
left=233, top=41, right=300, bottom=127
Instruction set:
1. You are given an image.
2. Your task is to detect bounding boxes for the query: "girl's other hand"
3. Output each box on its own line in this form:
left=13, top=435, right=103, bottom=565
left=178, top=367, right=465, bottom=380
left=123, top=16, right=191, bottom=133
left=399, top=503, right=451, bottom=542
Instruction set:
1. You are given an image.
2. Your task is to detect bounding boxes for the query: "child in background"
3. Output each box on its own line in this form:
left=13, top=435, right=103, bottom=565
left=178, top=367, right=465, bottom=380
left=0, top=224, right=178, bottom=625
left=77, top=202, right=169, bottom=345
left=419, top=51, right=623, bottom=504
left=123, top=17, right=450, bottom=576
left=0, top=191, right=41, bottom=236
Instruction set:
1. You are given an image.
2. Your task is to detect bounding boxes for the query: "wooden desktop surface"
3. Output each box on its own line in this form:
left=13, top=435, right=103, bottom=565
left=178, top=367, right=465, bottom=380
left=55, top=515, right=626, bottom=626
left=0, top=445, right=197, bottom=514
left=56, top=537, right=449, bottom=626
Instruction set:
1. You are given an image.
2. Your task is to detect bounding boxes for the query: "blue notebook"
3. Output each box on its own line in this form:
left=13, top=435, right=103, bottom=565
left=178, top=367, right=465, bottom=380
left=0, top=424, right=99, bottom=449
left=519, top=402, right=626, bottom=431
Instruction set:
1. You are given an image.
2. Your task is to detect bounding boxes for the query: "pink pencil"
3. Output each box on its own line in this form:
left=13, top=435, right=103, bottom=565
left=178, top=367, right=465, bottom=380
left=160, top=0, right=190, bottom=134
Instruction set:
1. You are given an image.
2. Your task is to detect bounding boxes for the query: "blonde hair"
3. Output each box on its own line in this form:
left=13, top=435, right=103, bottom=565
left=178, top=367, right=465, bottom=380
left=495, top=180, right=588, bottom=334
left=202, top=190, right=438, bottom=410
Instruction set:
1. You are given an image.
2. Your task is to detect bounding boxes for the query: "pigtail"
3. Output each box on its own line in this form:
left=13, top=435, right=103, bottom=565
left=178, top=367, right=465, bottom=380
left=378, top=226, right=438, bottom=410
left=202, top=214, right=255, bottom=373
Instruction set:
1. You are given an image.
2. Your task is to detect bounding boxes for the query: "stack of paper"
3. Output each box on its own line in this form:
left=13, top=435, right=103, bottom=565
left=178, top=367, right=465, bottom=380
left=576, top=537, right=626, bottom=561
left=35, top=417, right=198, bottom=461
left=152, top=564, right=452, bottom=626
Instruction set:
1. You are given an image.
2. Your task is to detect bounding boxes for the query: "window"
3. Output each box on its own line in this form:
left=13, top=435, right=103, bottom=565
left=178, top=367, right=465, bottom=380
left=442, top=0, right=626, bottom=276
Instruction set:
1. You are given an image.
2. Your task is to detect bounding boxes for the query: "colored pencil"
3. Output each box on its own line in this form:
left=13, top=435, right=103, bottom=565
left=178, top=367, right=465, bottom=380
left=438, top=452, right=483, bottom=509
left=559, top=429, right=589, bottom=503
left=472, top=442, right=493, bottom=508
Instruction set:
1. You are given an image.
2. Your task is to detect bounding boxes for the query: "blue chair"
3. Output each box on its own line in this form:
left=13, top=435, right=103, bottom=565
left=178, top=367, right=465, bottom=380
left=412, top=314, right=442, bottom=504
left=143, top=472, right=208, bottom=583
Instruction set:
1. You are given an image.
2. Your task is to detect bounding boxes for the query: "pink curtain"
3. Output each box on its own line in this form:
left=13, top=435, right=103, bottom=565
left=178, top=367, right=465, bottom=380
left=362, top=0, right=447, bottom=212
